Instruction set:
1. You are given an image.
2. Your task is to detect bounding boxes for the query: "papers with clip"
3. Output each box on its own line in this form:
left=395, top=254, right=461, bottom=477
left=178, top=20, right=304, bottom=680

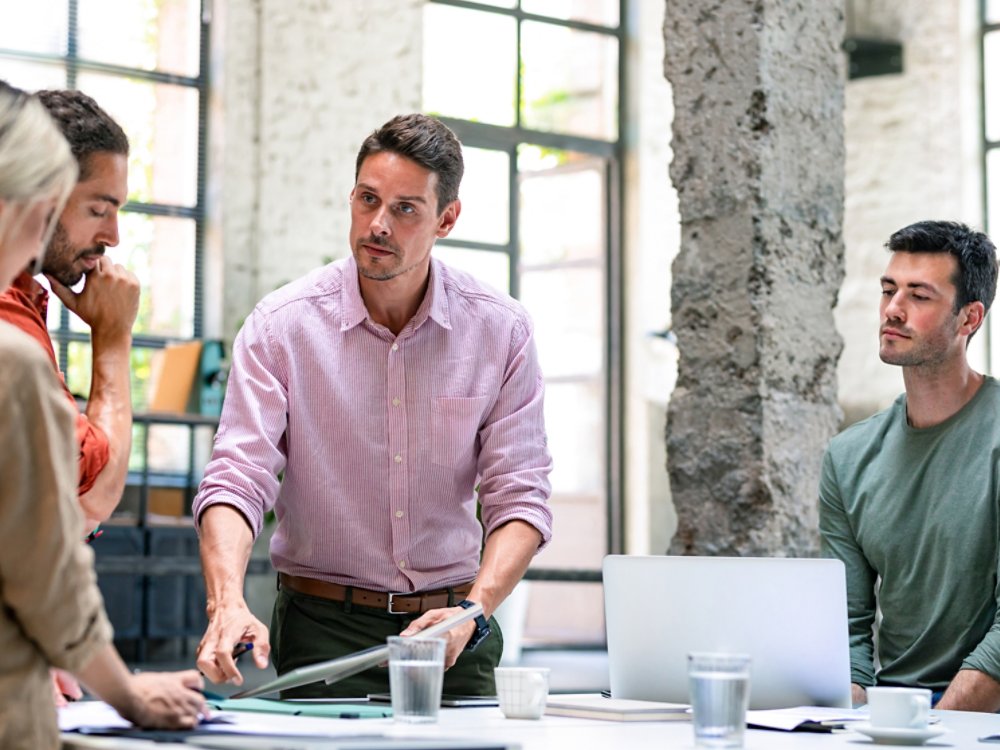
left=230, top=602, right=484, bottom=699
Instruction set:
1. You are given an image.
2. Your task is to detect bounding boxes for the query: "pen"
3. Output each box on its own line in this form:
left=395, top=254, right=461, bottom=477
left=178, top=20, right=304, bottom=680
left=231, top=641, right=254, bottom=660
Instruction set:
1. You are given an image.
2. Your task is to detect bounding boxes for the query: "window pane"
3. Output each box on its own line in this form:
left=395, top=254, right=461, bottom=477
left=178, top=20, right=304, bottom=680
left=989, top=148, right=1000, bottom=242
left=0, top=0, right=66, bottom=55
left=77, top=72, right=200, bottom=207
left=434, top=246, right=510, bottom=294
left=130, top=346, right=157, bottom=412
left=0, top=58, right=66, bottom=90
left=522, top=581, right=604, bottom=646
left=59, top=214, right=195, bottom=337
left=520, top=267, right=603, bottom=378
left=543, top=379, right=605, bottom=496
left=521, top=21, right=618, bottom=139
left=78, top=0, right=202, bottom=78
left=989, top=0, right=1000, bottom=23
left=519, top=149, right=605, bottom=265
left=991, top=149, right=1000, bottom=375
left=521, top=0, right=619, bottom=28
left=66, top=340, right=93, bottom=398
left=987, top=32, right=1000, bottom=143
left=423, top=4, right=516, bottom=126
left=450, top=147, right=510, bottom=245
left=116, top=213, right=196, bottom=338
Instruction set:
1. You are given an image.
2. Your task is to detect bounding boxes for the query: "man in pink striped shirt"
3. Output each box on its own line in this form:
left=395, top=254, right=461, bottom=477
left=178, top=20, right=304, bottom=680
left=193, top=114, right=553, bottom=697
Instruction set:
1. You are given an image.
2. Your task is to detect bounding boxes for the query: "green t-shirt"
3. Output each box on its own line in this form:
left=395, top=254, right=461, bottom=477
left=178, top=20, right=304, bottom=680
left=819, top=376, right=1000, bottom=690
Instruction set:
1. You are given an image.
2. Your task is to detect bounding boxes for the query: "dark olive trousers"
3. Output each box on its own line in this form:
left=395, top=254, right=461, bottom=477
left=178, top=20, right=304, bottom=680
left=270, top=587, right=503, bottom=699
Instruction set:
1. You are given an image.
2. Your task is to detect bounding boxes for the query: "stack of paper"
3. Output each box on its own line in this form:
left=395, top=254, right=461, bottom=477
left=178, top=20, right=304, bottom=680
left=544, top=693, right=690, bottom=722
left=746, top=705, right=867, bottom=732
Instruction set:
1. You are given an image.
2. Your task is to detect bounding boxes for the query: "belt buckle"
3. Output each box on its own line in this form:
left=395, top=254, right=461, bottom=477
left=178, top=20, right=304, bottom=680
left=387, top=592, right=409, bottom=615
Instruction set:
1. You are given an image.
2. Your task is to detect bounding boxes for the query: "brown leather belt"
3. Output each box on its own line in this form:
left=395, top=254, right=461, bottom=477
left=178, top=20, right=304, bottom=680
left=278, top=572, right=473, bottom=615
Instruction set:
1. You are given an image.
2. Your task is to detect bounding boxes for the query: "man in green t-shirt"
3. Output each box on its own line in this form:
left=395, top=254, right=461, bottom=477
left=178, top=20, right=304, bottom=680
left=820, top=220, right=1000, bottom=712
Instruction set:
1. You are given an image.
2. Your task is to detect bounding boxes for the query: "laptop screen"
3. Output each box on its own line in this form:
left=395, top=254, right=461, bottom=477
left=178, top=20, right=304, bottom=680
left=602, top=555, right=852, bottom=709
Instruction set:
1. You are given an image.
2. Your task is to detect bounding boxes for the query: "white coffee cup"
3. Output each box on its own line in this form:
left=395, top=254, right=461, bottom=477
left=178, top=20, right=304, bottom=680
left=866, top=687, right=932, bottom=729
left=494, top=667, right=550, bottom=720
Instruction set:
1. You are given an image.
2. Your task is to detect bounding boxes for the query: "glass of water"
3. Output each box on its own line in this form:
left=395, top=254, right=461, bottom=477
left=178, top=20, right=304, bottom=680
left=387, top=636, right=446, bottom=723
left=687, top=652, right=752, bottom=748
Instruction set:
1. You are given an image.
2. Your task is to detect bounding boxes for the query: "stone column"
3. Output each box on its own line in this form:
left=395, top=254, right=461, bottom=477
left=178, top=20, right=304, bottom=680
left=664, top=0, right=846, bottom=556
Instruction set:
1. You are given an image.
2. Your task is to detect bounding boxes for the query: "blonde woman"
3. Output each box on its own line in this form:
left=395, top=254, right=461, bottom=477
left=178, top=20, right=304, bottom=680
left=0, top=82, right=207, bottom=749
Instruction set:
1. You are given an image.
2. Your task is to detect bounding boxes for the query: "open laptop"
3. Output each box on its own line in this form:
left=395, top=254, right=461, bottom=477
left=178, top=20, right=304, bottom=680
left=602, top=555, right=852, bottom=709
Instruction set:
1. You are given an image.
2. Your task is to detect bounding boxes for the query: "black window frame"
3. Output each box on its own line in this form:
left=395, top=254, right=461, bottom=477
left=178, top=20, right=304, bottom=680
left=429, top=0, right=627, bottom=590
left=0, top=0, right=211, bottom=376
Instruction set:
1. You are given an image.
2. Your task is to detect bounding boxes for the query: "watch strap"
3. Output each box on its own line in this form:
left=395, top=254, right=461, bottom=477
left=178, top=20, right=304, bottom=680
left=457, top=599, right=491, bottom=651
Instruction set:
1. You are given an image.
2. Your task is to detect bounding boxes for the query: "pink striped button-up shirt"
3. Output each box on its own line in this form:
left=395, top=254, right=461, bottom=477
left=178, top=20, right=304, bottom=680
left=193, top=256, right=553, bottom=593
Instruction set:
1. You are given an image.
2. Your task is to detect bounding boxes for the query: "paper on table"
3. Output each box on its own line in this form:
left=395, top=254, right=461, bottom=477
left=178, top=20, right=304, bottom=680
left=746, top=705, right=867, bottom=732
left=59, top=699, right=392, bottom=737
left=59, top=701, right=130, bottom=731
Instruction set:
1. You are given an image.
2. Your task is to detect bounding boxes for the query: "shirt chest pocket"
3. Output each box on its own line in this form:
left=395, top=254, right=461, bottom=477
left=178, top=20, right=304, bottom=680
left=431, top=395, right=490, bottom=469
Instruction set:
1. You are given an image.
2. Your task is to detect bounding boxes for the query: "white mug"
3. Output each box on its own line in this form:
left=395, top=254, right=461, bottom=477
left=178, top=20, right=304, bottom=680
left=866, top=687, right=932, bottom=729
left=494, top=667, right=550, bottom=720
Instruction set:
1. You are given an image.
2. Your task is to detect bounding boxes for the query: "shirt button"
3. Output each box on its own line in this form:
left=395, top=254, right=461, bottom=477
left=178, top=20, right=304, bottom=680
left=395, top=510, right=404, bottom=518
left=398, top=560, right=407, bottom=569
left=394, top=454, right=402, bottom=463
left=391, top=343, right=399, bottom=351
left=392, top=397, right=401, bottom=406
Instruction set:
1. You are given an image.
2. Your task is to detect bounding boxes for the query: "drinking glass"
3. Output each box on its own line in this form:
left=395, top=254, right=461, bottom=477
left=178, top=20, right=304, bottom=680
left=388, top=636, right=446, bottom=723
left=687, top=652, right=751, bottom=748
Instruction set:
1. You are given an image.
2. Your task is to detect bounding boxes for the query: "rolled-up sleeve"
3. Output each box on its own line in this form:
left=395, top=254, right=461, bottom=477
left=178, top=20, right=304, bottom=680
left=818, top=448, right=877, bottom=687
left=193, top=307, right=289, bottom=538
left=477, top=315, right=553, bottom=549
left=959, top=552, right=1000, bottom=682
left=75, top=411, right=110, bottom=495
left=1, top=347, right=112, bottom=674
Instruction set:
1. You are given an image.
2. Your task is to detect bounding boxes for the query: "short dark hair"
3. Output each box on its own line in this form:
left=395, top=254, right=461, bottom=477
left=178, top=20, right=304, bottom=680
left=886, top=220, right=998, bottom=316
left=36, top=89, right=128, bottom=180
left=355, top=114, right=463, bottom=214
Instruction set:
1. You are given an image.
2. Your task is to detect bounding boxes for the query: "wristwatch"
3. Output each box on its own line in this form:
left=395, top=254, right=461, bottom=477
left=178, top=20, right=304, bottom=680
left=457, top=599, right=491, bottom=651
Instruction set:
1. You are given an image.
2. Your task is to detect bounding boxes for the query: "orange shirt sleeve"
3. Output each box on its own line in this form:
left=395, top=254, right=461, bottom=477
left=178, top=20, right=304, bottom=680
left=0, top=281, right=111, bottom=495
left=74, top=411, right=110, bottom=495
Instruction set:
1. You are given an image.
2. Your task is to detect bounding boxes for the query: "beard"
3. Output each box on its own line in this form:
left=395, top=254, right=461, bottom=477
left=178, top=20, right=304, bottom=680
left=878, top=321, right=960, bottom=368
left=354, top=234, right=403, bottom=281
left=42, top=222, right=105, bottom=287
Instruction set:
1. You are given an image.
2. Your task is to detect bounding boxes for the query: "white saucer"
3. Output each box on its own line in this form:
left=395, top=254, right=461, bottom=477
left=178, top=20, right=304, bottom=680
left=852, top=722, right=947, bottom=745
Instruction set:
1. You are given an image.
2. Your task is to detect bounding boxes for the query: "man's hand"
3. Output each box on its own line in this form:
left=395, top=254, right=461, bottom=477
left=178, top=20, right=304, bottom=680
left=401, top=607, right=476, bottom=669
left=851, top=682, right=867, bottom=706
left=51, top=668, right=84, bottom=707
left=47, top=256, right=139, bottom=341
left=119, top=670, right=206, bottom=729
left=196, top=600, right=270, bottom=686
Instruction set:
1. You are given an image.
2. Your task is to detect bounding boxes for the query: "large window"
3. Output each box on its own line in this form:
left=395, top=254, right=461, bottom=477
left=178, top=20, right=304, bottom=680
left=985, top=1, right=1000, bottom=369
left=424, top=0, right=624, bottom=646
left=0, top=0, right=209, bottom=467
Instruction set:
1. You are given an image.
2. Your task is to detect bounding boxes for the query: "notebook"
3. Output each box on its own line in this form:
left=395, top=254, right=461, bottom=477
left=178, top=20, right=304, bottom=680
left=602, top=555, right=852, bottom=710
left=544, top=693, right=689, bottom=721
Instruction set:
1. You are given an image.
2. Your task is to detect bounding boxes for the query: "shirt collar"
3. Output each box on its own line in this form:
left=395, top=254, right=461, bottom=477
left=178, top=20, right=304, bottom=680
left=11, top=270, right=48, bottom=319
left=423, top=258, right=452, bottom=331
left=341, top=256, right=453, bottom=333
left=341, top=257, right=368, bottom=331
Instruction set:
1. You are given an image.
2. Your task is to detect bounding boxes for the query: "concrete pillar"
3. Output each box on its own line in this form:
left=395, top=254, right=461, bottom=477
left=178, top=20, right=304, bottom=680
left=664, top=0, right=846, bottom=556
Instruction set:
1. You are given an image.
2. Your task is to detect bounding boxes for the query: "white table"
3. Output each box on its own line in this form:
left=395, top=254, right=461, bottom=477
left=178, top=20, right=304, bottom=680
left=61, top=705, right=1000, bottom=749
